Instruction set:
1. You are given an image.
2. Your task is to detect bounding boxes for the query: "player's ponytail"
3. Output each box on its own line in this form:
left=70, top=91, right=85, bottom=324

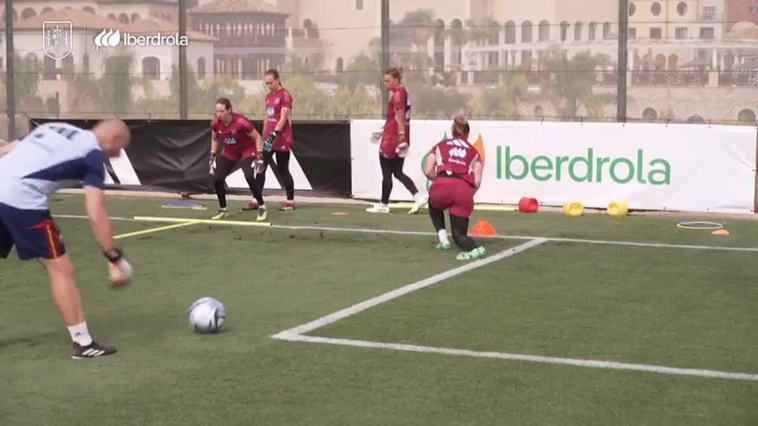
left=451, top=115, right=470, bottom=138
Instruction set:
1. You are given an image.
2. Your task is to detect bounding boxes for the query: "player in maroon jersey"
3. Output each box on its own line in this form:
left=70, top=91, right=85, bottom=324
left=209, top=97, right=267, bottom=221
left=366, top=67, right=427, bottom=214
left=253, top=68, right=297, bottom=212
left=423, top=116, right=486, bottom=261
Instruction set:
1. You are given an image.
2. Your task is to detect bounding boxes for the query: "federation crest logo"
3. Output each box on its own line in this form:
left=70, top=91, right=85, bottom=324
left=43, top=21, right=73, bottom=60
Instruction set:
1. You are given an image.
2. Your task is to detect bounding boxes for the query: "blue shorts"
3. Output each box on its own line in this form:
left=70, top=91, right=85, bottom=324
left=0, top=203, right=66, bottom=260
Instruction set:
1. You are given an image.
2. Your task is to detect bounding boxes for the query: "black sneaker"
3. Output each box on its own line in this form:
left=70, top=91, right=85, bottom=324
left=71, top=341, right=117, bottom=360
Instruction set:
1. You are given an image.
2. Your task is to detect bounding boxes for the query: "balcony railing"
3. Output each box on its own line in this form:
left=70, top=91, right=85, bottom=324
left=718, top=71, right=758, bottom=87
left=631, top=70, right=708, bottom=86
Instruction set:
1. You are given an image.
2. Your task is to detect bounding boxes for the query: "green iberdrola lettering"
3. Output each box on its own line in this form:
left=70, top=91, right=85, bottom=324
left=500, top=146, right=671, bottom=185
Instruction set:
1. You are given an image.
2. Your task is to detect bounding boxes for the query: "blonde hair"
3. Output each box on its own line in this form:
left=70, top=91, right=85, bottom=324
left=452, top=115, right=470, bottom=137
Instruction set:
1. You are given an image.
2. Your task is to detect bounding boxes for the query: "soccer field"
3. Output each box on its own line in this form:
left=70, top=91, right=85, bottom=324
left=1, top=195, right=757, bottom=425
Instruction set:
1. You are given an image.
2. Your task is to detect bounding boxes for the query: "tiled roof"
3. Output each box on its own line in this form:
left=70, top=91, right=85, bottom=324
left=11, top=9, right=119, bottom=30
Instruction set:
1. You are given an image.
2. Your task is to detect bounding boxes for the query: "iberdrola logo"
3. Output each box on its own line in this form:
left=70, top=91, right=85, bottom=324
left=421, top=133, right=486, bottom=189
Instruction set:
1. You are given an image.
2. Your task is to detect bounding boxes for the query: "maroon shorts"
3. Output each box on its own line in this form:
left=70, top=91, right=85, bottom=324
left=221, top=144, right=257, bottom=162
left=429, top=177, right=475, bottom=218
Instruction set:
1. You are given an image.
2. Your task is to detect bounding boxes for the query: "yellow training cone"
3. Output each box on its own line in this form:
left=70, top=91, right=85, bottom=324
left=712, top=229, right=730, bottom=236
left=563, top=201, right=584, bottom=217
left=607, top=201, right=629, bottom=217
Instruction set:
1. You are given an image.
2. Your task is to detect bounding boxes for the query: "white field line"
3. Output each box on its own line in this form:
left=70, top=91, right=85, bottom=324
left=54, top=214, right=758, bottom=253
left=54, top=214, right=758, bottom=381
left=278, top=335, right=758, bottom=382
left=272, top=238, right=548, bottom=338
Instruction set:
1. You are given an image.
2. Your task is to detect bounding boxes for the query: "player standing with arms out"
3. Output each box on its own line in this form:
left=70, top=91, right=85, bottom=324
left=209, top=98, right=267, bottom=221
left=256, top=69, right=296, bottom=211
left=366, top=67, right=427, bottom=214
left=424, top=116, right=486, bottom=261
left=0, top=120, right=134, bottom=358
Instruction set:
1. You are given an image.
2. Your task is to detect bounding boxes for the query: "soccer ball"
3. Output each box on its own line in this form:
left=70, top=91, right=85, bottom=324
left=187, top=297, right=226, bottom=333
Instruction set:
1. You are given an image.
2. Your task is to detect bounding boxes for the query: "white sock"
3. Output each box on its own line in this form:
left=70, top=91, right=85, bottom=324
left=438, top=229, right=449, bottom=244
left=67, top=322, right=93, bottom=346
left=259, top=204, right=267, bottom=210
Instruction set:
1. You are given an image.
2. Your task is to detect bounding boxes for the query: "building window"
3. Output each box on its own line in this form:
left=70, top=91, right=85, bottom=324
left=521, top=21, right=533, bottom=43
left=603, top=22, right=612, bottom=39
left=131, top=13, right=140, bottom=23
left=505, top=21, right=516, bottom=44
left=677, top=2, right=688, bottom=16
left=82, top=53, right=89, bottom=73
left=355, top=0, right=363, bottom=10
left=650, top=27, right=662, bottom=39
left=629, top=27, right=637, bottom=39
left=142, top=57, right=160, bottom=80
left=629, top=2, right=636, bottom=16
left=675, top=27, right=688, bottom=39
left=738, top=109, right=756, bottom=124
left=538, top=21, right=550, bottom=42
left=560, top=21, right=569, bottom=42
left=336, top=57, right=344, bottom=73
left=118, top=13, right=129, bottom=24
left=197, top=58, right=206, bottom=79
left=589, top=22, right=597, bottom=40
left=82, top=6, right=95, bottom=14
left=699, top=27, right=714, bottom=39
left=651, top=2, right=662, bottom=16
left=574, top=22, right=583, bottom=41
left=642, top=108, right=658, bottom=120
left=21, top=8, right=36, bottom=19
left=702, top=6, right=716, bottom=20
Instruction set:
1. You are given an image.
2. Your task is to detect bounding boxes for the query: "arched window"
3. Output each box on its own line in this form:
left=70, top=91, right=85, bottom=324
left=118, top=13, right=129, bottom=24
left=560, top=21, right=569, bottom=42
left=538, top=20, right=550, bottom=42
left=21, top=8, right=36, bottom=19
left=589, top=22, right=597, bottom=40
left=82, top=7, right=95, bottom=14
left=505, top=21, right=516, bottom=44
left=336, top=57, right=344, bottom=73
left=521, top=20, right=533, bottom=43
left=131, top=13, right=140, bottom=23
left=574, top=22, right=583, bottom=41
left=738, top=109, right=756, bottom=124
left=142, top=57, right=160, bottom=80
left=642, top=108, right=658, bottom=120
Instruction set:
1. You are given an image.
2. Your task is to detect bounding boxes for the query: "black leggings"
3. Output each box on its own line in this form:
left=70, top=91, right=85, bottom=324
left=213, top=156, right=263, bottom=209
left=379, top=155, right=418, bottom=205
left=256, top=151, right=295, bottom=201
left=428, top=207, right=477, bottom=252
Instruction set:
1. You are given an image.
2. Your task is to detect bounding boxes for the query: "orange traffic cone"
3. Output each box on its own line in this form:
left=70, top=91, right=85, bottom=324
left=470, top=219, right=497, bottom=236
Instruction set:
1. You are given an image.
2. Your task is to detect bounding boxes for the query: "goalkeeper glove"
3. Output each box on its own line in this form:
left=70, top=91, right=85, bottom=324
left=263, top=130, right=278, bottom=152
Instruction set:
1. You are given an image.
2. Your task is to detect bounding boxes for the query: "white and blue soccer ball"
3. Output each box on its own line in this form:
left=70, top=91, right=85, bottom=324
left=187, top=297, right=226, bottom=333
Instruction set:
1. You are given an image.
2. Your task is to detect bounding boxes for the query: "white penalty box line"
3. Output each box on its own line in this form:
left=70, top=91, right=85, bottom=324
left=269, top=236, right=758, bottom=383
left=55, top=214, right=758, bottom=380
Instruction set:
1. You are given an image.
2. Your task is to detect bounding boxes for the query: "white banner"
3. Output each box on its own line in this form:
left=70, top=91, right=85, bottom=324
left=351, top=120, right=758, bottom=213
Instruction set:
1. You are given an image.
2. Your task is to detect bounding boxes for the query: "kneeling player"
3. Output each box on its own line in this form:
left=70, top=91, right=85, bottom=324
left=423, top=116, right=485, bottom=261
